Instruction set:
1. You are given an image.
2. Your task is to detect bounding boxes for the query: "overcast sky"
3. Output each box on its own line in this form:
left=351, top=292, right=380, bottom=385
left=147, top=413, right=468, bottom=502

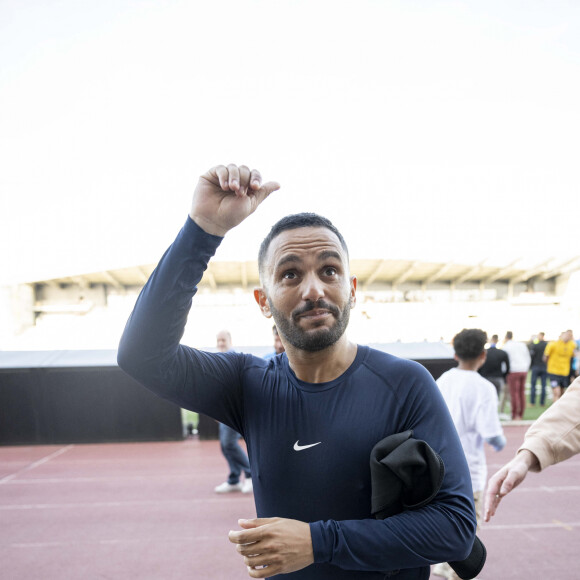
left=1, top=0, right=579, bottom=284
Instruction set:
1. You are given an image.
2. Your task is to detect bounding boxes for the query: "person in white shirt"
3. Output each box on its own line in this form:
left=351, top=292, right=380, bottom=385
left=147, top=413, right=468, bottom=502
left=502, top=331, right=532, bottom=420
left=433, top=328, right=506, bottom=580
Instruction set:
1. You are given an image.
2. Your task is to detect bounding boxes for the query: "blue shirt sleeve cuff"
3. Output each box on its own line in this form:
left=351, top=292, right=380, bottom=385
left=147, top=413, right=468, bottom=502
left=310, top=521, right=332, bottom=564
left=184, top=214, right=224, bottom=243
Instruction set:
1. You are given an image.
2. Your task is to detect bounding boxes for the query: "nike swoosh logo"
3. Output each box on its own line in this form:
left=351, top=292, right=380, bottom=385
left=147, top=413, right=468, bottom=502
left=293, top=440, right=322, bottom=451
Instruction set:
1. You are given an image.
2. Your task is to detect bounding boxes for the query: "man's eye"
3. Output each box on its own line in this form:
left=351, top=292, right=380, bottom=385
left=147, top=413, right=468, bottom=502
left=324, top=267, right=337, bottom=276
left=283, top=272, right=296, bottom=279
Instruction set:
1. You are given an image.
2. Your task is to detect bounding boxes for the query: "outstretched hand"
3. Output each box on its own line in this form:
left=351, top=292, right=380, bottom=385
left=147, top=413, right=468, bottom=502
left=190, top=164, right=280, bottom=237
left=228, top=517, right=314, bottom=578
left=483, top=449, right=539, bottom=522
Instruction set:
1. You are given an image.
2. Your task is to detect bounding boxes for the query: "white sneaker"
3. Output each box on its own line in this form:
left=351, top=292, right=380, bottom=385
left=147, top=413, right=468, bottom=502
left=241, top=478, right=253, bottom=494
left=432, top=562, right=453, bottom=578
left=214, top=481, right=242, bottom=493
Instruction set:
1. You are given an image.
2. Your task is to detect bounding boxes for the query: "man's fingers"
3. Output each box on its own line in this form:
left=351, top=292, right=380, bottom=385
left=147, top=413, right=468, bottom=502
left=209, top=165, right=229, bottom=190
left=499, top=473, right=519, bottom=495
left=247, top=564, right=276, bottom=579
left=229, top=529, right=252, bottom=544
left=207, top=165, right=276, bottom=199
left=238, top=165, right=251, bottom=195
left=483, top=468, right=507, bottom=522
left=239, top=517, right=279, bottom=528
left=261, top=181, right=281, bottom=195
left=229, top=526, right=263, bottom=545
left=251, top=181, right=280, bottom=205
left=250, top=169, right=262, bottom=190
left=230, top=517, right=279, bottom=545
left=483, top=490, right=501, bottom=522
left=227, top=164, right=241, bottom=193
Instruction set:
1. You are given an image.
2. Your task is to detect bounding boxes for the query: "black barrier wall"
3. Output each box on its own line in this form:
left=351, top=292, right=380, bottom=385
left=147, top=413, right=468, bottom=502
left=0, top=344, right=456, bottom=444
left=0, top=364, right=182, bottom=445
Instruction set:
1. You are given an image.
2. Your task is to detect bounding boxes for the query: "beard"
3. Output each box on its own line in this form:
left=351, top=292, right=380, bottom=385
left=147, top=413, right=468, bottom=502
left=269, top=298, right=351, bottom=352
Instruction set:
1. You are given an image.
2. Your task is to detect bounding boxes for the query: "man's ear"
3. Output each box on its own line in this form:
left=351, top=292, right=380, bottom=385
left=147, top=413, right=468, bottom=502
left=254, top=287, right=273, bottom=318
left=349, top=276, right=357, bottom=309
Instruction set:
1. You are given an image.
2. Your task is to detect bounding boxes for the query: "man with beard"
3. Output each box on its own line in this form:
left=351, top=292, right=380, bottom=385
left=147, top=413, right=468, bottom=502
left=117, top=164, right=475, bottom=579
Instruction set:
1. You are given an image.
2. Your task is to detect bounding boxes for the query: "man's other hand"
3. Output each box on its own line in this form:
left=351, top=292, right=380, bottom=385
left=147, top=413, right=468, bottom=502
left=228, top=517, right=314, bottom=578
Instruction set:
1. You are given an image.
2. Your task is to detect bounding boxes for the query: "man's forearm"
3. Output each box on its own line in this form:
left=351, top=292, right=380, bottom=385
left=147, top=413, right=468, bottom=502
left=310, top=502, right=475, bottom=573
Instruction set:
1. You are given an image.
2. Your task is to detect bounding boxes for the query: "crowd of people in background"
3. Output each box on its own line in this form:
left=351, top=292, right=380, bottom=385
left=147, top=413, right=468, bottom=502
left=478, top=329, right=579, bottom=421
left=432, top=328, right=579, bottom=579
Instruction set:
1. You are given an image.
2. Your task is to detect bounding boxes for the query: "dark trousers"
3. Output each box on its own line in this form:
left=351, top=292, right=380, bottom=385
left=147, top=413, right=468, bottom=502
left=530, top=366, right=548, bottom=405
left=507, top=372, right=527, bottom=420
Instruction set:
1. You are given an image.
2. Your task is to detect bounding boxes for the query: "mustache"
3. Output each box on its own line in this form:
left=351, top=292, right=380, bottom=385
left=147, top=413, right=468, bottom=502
left=292, top=300, right=340, bottom=320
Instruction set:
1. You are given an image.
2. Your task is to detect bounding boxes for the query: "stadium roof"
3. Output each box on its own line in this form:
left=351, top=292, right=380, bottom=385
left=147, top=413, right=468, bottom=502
left=30, top=256, right=580, bottom=291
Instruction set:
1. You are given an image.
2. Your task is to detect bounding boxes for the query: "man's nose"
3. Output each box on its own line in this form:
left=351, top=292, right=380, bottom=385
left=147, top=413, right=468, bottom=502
left=301, top=273, right=325, bottom=302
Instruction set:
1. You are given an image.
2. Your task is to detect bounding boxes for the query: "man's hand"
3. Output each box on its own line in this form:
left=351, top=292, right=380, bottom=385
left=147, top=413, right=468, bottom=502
left=228, top=517, right=314, bottom=578
left=190, top=164, right=280, bottom=237
left=483, top=449, right=539, bottom=522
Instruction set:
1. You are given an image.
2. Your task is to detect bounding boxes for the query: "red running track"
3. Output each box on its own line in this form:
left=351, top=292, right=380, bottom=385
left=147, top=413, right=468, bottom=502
left=1, top=426, right=579, bottom=579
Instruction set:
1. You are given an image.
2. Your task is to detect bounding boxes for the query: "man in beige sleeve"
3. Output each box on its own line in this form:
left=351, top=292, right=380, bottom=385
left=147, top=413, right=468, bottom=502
left=484, top=376, right=580, bottom=521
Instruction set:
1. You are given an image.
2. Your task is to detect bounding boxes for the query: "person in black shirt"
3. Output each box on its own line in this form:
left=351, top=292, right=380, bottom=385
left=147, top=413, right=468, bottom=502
left=528, top=332, right=548, bottom=406
left=478, top=334, right=510, bottom=411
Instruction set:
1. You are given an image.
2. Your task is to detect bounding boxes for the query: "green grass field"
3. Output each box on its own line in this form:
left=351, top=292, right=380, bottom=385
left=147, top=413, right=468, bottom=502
left=522, top=397, right=552, bottom=420
left=181, top=409, right=199, bottom=429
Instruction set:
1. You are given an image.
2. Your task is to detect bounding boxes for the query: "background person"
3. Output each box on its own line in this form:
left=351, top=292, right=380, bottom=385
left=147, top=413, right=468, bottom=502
left=434, top=328, right=505, bottom=580
left=567, top=330, right=579, bottom=385
left=263, top=324, right=285, bottom=359
left=478, top=333, right=510, bottom=408
left=214, top=329, right=253, bottom=494
left=502, top=331, right=531, bottom=420
left=528, top=332, right=548, bottom=406
left=484, top=376, right=580, bottom=521
left=544, top=330, right=576, bottom=401
left=117, top=163, right=476, bottom=579
left=573, top=334, right=580, bottom=381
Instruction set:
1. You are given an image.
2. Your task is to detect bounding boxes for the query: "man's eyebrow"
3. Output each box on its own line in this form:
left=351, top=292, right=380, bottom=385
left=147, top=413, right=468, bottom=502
left=275, top=250, right=344, bottom=270
left=275, top=254, right=302, bottom=269
left=317, top=250, right=343, bottom=262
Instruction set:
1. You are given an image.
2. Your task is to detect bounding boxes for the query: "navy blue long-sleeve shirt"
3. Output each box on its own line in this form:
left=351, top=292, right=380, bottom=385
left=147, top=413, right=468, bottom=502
left=117, top=217, right=476, bottom=579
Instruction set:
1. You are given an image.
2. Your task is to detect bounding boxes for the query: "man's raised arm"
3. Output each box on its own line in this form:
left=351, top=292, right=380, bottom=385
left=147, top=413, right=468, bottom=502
left=116, top=165, right=279, bottom=410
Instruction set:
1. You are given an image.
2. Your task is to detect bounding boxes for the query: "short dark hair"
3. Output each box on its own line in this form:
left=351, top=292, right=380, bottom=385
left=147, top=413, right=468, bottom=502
left=505, top=331, right=513, bottom=340
left=452, top=329, right=487, bottom=361
left=258, top=213, right=349, bottom=277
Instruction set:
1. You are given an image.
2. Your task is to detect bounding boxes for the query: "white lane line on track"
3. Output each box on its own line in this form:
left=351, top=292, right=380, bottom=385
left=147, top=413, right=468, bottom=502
left=0, top=497, right=254, bottom=510
left=0, top=473, right=211, bottom=484
left=487, top=460, right=580, bottom=469
left=484, top=521, right=580, bottom=531
left=10, top=535, right=228, bottom=549
left=0, top=445, right=75, bottom=484
left=483, top=484, right=580, bottom=494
